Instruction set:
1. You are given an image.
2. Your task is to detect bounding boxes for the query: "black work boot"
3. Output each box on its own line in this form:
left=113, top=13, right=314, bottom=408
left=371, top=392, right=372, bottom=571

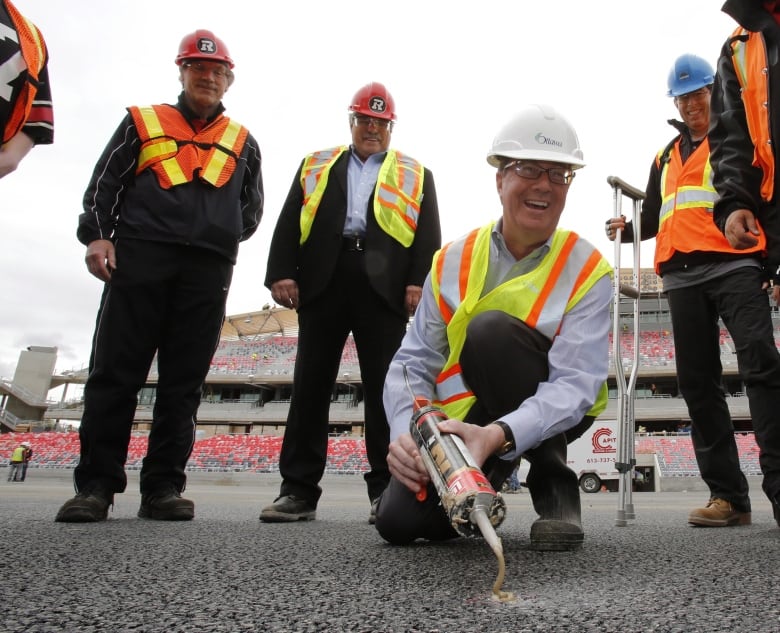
left=525, top=433, right=584, bottom=551
left=259, top=495, right=316, bottom=522
left=55, top=483, right=114, bottom=523
left=138, top=486, right=194, bottom=521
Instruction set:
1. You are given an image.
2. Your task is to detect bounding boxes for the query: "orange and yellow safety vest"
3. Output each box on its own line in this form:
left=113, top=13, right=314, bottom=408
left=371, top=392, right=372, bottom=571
left=730, top=26, right=775, bottom=201
left=654, top=136, right=765, bottom=272
left=430, top=223, right=611, bottom=421
left=129, top=105, right=248, bottom=189
left=298, top=147, right=424, bottom=246
left=2, top=0, right=47, bottom=143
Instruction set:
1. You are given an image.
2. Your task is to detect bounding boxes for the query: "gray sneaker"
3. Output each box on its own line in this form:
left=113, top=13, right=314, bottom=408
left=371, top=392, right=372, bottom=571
left=55, top=485, right=113, bottom=523
left=259, top=495, right=316, bottom=522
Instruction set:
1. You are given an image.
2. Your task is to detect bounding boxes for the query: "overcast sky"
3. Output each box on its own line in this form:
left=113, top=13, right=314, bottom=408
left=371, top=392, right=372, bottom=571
left=1, top=0, right=738, bottom=383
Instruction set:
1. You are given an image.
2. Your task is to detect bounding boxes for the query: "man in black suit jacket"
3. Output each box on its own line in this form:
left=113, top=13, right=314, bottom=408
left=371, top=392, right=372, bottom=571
left=260, top=82, right=441, bottom=524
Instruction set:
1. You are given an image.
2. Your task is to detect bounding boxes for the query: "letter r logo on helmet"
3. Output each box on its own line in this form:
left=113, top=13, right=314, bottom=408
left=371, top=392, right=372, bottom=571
left=369, top=97, right=387, bottom=114
left=197, top=38, right=216, bottom=54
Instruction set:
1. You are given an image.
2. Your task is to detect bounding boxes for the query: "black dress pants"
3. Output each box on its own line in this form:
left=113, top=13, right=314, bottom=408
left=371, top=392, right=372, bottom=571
left=278, top=247, right=408, bottom=504
left=667, top=267, right=780, bottom=511
left=74, top=239, right=233, bottom=496
left=376, top=310, right=590, bottom=544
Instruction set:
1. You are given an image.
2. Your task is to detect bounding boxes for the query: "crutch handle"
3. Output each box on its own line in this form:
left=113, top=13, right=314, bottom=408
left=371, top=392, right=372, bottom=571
left=607, top=176, right=646, bottom=202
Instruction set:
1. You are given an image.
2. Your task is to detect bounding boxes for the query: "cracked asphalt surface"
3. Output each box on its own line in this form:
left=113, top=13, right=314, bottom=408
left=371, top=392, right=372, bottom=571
left=1, top=470, right=778, bottom=633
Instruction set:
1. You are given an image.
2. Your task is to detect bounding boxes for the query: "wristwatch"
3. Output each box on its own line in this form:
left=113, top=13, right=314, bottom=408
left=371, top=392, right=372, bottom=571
left=491, top=421, right=515, bottom=457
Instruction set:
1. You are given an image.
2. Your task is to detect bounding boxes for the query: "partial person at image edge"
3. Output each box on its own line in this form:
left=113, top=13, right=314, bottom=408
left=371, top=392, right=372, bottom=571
left=0, top=0, right=53, bottom=179
left=709, top=0, right=780, bottom=527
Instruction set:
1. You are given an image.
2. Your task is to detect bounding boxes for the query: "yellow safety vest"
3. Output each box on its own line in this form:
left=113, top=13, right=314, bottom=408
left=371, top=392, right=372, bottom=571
left=129, top=105, right=248, bottom=189
left=298, top=147, right=424, bottom=246
left=431, top=223, right=611, bottom=421
left=730, top=26, right=775, bottom=201
left=11, top=446, right=25, bottom=462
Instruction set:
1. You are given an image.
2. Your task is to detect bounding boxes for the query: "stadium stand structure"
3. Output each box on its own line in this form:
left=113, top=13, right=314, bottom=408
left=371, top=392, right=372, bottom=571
left=0, top=274, right=775, bottom=489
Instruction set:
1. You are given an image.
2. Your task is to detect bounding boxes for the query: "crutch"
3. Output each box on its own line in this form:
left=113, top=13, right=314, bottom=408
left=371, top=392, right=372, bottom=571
left=607, top=176, right=645, bottom=527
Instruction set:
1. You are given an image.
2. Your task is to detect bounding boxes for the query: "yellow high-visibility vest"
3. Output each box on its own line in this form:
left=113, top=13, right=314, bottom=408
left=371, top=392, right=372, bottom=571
left=298, top=147, right=424, bottom=246
left=431, top=223, right=611, bottom=421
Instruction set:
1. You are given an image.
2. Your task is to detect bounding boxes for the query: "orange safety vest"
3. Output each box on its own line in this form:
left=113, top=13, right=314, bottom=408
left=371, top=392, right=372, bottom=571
left=654, top=136, right=765, bottom=273
left=2, top=0, right=47, bottom=143
left=730, top=26, right=775, bottom=201
left=128, top=105, right=248, bottom=189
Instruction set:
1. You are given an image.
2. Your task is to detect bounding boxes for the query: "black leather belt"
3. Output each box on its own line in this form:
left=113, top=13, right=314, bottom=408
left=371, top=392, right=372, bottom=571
left=342, top=235, right=365, bottom=252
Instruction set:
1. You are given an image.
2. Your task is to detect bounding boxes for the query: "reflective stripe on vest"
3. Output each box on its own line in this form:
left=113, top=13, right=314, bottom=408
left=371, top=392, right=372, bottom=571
left=2, top=0, right=46, bottom=143
left=654, top=137, right=765, bottom=272
left=299, top=146, right=349, bottom=244
left=298, top=147, right=425, bottom=246
left=129, top=105, right=248, bottom=189
left=375, top=150, right=424, bottom=246
left=731, top=27, right=775, bottom=201
left=430, top=223, right=612, bottom=421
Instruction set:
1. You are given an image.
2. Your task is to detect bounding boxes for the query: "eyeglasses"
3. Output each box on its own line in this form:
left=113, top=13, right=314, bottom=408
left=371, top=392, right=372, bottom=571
left=675, top=88, right=709, bottom=104
left=182, top=61, right=231, bottom=80
left=351, top=114, right=392, bottom=130
left=503, top=160, right=575, bottom=185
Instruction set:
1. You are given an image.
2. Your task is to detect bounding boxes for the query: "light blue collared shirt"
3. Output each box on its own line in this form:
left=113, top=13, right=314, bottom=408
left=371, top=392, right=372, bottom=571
left=383, top=220, right=613, bottom=458
left=345, top=148, right=385, bottom=236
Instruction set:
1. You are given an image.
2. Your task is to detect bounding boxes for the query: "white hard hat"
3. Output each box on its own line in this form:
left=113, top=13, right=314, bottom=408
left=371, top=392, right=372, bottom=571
left=487, top=104, right=585, bottom=169
left=21, top=441, right=30, bottom=447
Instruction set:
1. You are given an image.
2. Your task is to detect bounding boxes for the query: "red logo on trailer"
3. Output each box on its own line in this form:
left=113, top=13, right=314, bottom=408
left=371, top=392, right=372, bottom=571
left=591, top=427, right=617, bottom=454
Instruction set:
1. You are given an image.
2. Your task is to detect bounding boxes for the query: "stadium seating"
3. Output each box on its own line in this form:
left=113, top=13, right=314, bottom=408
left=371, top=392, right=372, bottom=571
left=206, top=335, right=360, bottom=377
left=0, top=431, right=761, bottom=477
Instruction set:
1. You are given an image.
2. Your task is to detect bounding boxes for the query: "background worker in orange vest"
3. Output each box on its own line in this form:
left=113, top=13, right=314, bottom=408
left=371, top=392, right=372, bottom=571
left=376, top=105, right=612, bottom=550
left=55, top=29, right=263, bottom=524
left=0, top=0, right=53, bottom=178
left=710, top=0, right=780, bottom=528
left=260, top=82, right=441, bottom=525
left=607, top=53, right=780, bottom=528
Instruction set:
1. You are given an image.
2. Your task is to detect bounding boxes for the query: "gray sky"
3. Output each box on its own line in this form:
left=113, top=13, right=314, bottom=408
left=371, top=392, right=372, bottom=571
left=1, top=0, right=737, bottom=383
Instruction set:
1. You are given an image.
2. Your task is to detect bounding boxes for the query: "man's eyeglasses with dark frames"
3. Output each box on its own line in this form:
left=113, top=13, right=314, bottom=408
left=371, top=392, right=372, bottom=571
left=503, top=160, right=575, bottom=186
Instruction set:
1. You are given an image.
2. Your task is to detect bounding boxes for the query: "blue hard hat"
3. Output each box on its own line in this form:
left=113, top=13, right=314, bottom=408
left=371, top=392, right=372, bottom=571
left=667, top=54, right=715, bottom=97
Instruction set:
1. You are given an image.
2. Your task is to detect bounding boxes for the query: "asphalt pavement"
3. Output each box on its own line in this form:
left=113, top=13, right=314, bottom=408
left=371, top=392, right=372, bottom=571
left=1, top=470, right=778, bottom=633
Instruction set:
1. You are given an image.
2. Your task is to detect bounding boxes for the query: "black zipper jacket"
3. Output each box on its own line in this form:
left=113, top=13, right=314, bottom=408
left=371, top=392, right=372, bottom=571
left=77, top=93, right=263, bottom=264
left=710, top=0, right=780, bottom=276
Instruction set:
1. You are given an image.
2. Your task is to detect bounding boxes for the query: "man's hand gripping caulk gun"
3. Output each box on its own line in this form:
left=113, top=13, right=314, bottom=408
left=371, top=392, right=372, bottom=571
left=403, top=365, right=506, bottom=549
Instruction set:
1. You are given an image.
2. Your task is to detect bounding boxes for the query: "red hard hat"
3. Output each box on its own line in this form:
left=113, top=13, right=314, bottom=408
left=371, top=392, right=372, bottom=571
left=175, top=29, right=234, bottom=68
left=348, top=82, right=396, bottom=121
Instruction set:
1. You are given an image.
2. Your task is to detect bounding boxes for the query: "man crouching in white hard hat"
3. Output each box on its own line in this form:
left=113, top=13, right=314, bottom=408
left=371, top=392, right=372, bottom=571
left=375, top=104, right=613, bottom=550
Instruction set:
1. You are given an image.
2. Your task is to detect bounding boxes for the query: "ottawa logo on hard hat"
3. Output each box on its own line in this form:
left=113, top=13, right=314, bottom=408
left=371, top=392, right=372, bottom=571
left=369, top=97, right=387, bottom=114
left=197, top=38, right=217, bottom=54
